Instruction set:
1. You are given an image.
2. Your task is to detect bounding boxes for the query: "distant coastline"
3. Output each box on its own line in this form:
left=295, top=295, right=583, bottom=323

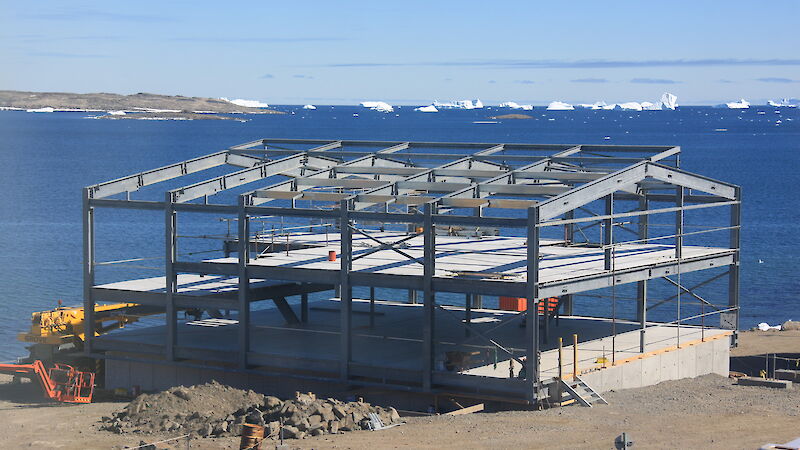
left=0, top=90, right=284, bottom=118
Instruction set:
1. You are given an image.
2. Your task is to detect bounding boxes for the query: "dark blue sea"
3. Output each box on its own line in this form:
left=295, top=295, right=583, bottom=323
left=1, top=105, right=798, bottom=361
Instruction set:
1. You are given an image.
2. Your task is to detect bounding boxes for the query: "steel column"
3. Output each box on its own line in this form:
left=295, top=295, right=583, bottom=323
left=82, top=188, right=95, bottom=355
left=525, top=206, right=541, bottom=405
left=164, top=192, right=178, bottom=361
left=237, top=195, right=251, bottom=369
left=422, top=203, right=435, bottom=391
left=339, top=199, right=353, bottom=380
left=729, top=187, right=742, bottom=345
left=604, top=194, right=613, bottom=270
left=637, top=195, right=648, bottom=352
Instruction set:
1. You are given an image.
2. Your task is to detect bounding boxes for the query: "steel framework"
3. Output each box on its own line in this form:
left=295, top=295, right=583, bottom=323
left=83, top=138, right=741, bottom=405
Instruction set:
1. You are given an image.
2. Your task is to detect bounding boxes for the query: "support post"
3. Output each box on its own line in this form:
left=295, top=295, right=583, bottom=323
left=572, top=334, right=578, bottom=378
left=465, top=294, right=472, bottom=338
left=729, top=187, right=741, bottom=346
left=339, top=199, right=352, bottom=381
left=604, top=194, right=613, bottom=271
left=525, top=206, right=541, bottom=405
left=82, top=188, right=95, bottom=355
left=676, top=187, right=684, bottom=347
left=237, top=195, right=251, bottom=369
left=638, top=280, right=648, bottom=353
left=369, top=286, right=375, bottom=328
left=636, top=195, right=648, bottom=351
left=422, top=203, right=436, bottom=391
left=301, top=292, right=308, bottom=323
left=564, top=210, right=574, bottom=244
left=563, top=294, right=574, bottom=316
left=165, top=192, right=178, bottom=361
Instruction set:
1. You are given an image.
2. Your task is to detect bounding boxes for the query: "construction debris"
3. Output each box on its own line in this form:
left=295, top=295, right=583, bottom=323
left=101, top=381, right=403, bottom=440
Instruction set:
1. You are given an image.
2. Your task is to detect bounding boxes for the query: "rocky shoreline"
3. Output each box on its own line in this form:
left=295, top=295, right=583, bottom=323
left=0, top=90, right=283, bottom=115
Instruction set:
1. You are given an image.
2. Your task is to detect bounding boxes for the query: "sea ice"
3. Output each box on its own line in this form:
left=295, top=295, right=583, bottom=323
left=432, top=99, right=483, bottom=110
left=546, top=101, right=574, bottom=111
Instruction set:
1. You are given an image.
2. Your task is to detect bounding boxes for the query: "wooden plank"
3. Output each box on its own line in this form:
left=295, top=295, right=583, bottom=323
left=445, top=403, right=485, bottom=415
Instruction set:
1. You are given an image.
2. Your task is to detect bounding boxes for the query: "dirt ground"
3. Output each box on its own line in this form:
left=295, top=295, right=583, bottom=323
left=1, top=330, right=798, bottom=450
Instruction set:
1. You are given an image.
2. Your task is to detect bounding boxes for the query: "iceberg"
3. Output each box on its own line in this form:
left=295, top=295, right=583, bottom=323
left=26, top=107, right=55, bottom=113
left=726, top=99, right=750, bottom=109
left=432, top=99, right=484, bottom=110
left=602, top=103, right=618, bottom=110
left=302, top=104, right=317, bottom=110
left=641, top=101, right=662, bottom=111
left=360, top=101, right=394, bottom=112
left=499, top=101, right=534, bottom=110
left=661, top=92, right=678, bottom=110
left=767, top=98, right=798, bottom=107
left=108, top=110, right=126, bottom=116
left=576, top=101, right=608, bottom=110
left=546, top=101, right=574, bottom=111
left=618, top=102, right=643, bottom=111
left=220, top=97, right=270, bottom=108
left=414, top=105, right=438, bottom=113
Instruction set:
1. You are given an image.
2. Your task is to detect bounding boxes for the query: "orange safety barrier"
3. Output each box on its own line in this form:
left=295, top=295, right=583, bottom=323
left=499, top=296, right=560, bottom=313
left=0, top=360, right=95, bottom=403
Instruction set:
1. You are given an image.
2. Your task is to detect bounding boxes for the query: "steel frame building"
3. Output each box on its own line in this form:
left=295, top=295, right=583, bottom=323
left=83, top=138, right=741, bottom=405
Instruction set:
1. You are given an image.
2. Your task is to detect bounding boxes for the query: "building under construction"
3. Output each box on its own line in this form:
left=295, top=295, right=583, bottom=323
left=83, top=138, right=740, bottom=408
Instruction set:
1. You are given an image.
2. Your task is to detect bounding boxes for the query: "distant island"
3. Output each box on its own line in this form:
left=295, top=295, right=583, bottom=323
left=489, top=113, right=533, bottom=120
left=0, top=90, right=284, bottom=119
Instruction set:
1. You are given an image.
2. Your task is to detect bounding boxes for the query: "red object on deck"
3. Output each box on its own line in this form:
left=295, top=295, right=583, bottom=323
left=328, top=250, right=337, bottom=261
left=0, top=360, right=95, bottom=403
left=499, top=296, right=560, bottom=314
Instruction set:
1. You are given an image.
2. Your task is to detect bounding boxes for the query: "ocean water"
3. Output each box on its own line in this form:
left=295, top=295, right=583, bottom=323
left=0, top=106, right=798, bottom=361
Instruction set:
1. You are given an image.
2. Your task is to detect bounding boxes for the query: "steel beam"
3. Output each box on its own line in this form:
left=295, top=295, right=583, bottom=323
left=88, top=152, right=228, bottom=199
left=172, top=153, right=309, bottom=203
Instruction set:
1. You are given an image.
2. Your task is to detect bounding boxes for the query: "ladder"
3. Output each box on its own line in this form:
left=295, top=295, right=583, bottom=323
left=559, top=376, right=607, bottom=407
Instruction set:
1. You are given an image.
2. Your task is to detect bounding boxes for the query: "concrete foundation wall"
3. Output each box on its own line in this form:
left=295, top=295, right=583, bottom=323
left=577, top=334, right=730, bottom=393
left=106, top=359, right=440, bottom=411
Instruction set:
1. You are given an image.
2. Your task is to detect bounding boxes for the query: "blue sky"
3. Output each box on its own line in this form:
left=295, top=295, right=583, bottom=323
left=1, top=1, right=799, bottom=105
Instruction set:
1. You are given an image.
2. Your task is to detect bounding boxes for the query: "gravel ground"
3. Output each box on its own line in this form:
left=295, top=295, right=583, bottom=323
left=1, top=330, right=798, bottom=449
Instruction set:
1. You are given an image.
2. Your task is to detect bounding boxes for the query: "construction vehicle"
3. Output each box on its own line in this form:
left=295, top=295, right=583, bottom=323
left=17, top=301, right=163, bottom=361
left=0, top=360, right=95, bottom=403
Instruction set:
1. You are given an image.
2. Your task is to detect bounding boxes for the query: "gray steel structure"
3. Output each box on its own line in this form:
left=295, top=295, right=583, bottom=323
left=83, top=138, right=741, bottom=405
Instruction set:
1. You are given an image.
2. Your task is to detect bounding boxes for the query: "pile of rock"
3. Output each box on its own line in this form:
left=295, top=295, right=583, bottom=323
left=101, top=382, right=402, bottom=440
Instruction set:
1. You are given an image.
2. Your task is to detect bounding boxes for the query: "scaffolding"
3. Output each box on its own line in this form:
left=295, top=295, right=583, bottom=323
left=83, top=139, right=741, bottom=405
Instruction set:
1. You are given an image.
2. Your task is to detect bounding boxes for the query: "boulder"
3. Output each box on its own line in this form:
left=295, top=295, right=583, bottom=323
left=280, top=425, right=300, bottom=439
left=328, top=420, right=339, bottom=434
left=782, top=320, right=800, bottom=331
left=388, top=407, right=401, bottom=423
left=264, top=396, right=282, bottom=409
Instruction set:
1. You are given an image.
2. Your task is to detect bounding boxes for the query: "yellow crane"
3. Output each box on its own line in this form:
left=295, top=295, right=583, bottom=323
left=17, top=301, right=163, bottom=361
